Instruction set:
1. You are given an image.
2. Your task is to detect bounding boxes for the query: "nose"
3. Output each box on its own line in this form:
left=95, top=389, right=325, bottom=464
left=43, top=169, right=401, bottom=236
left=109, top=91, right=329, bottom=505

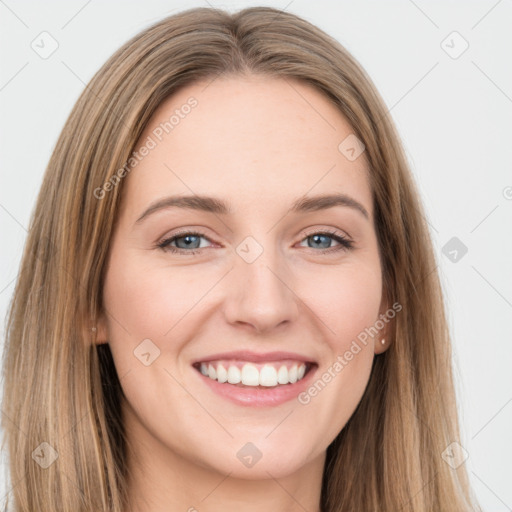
left=223, top=243, right=300, bottom=334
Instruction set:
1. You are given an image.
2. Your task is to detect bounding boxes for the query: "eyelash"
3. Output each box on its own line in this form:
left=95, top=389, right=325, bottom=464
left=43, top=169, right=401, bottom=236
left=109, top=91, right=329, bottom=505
left=156, top=229, right=354, bottom=255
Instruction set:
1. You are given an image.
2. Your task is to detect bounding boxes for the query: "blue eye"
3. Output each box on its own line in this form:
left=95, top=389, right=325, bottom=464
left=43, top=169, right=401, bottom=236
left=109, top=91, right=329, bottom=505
left=157, top=229, right=354, bottom=255
left=157, top=231, right=207, bottom=255
left=299, top=231, right=354, bottom=251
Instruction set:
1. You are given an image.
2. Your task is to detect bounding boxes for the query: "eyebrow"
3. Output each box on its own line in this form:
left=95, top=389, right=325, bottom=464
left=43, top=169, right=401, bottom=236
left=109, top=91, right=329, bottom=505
left=135, top=192, right=370, bottom=224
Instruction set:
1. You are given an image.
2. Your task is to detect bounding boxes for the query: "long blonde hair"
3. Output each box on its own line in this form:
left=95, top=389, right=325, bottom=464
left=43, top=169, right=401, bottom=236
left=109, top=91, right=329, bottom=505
left=1, top=6, right=481, bottom=511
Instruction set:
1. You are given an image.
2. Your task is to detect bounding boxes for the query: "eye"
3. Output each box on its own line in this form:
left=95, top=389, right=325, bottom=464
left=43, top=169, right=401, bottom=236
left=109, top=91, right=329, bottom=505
left=157, top=229, right=354, bottom=255
left=298, top=229, right=354, bottom=253
left=157, top=230, right=211, bottom=255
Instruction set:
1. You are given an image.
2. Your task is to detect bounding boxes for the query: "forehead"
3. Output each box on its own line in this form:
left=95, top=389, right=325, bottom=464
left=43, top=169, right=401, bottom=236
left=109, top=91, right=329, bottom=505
left=120, top=75, right=372, bottom=220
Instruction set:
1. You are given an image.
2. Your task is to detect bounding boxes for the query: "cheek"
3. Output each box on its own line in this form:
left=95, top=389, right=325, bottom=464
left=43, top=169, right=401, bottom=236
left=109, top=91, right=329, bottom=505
left=102, top=253, right=210, bottom=343
left=301, top=261, right=383, bottom=349
left=293, top=263, right=381, bottom=443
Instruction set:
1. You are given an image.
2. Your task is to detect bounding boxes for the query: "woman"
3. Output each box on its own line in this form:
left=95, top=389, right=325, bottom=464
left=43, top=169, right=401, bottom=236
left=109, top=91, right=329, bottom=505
left=1, top=6, right=481, bottom=511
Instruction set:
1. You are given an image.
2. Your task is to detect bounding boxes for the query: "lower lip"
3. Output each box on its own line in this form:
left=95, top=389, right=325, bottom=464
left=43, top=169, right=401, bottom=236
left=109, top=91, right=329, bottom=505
left=193, top=364, right=318, bottom=407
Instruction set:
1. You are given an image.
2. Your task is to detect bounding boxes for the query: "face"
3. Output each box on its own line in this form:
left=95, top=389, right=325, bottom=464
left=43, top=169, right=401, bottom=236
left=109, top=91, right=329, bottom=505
left=97, top=75, right=389, bottom=481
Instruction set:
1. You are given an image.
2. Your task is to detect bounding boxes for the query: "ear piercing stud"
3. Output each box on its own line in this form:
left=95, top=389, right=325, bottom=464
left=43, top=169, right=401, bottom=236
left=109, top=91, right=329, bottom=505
left=380, top=338, right=385, bottom=345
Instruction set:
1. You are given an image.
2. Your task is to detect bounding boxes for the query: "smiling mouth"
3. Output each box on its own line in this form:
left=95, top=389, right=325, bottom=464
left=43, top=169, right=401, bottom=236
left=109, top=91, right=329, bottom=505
left=192, top=360, right=316, bottom=388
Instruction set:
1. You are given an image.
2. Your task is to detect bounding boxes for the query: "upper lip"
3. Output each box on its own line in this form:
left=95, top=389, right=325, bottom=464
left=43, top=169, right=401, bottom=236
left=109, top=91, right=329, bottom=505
left=191, top=350, right=317, bottom=365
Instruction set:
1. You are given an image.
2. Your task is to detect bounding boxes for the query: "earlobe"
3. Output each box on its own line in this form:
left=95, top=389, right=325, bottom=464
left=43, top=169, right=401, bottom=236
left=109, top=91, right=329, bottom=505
left=374, top=297, right=392, bottom=355
left=375, top=336, right=390, bottom=355
left=93, top=311, right=109, bottom=344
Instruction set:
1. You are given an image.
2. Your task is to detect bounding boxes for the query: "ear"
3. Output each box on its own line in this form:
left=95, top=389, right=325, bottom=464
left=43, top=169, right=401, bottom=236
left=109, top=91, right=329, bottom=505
left=93, top=309, right=109, bottom=345
left=374, top=292, right=391, bottom=355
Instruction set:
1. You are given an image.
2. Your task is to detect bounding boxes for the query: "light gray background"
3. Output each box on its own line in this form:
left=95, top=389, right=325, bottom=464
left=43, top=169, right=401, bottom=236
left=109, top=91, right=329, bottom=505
left=1, top=1, right=511, bottom=510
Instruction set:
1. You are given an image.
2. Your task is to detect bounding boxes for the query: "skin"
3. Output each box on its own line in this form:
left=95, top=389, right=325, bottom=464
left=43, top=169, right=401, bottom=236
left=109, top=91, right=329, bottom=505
left=96, top=74, right=390, bottom=512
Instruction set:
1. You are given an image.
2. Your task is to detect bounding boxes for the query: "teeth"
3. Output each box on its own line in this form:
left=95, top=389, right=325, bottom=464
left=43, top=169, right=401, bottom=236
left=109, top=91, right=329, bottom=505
left=197, top=361, right=309, bottom=387
left=241, top=364, right=260, bottom=386
left=289, top=364, right=298, bottom=383
left=259, top=365, right=277, bottom=386
left=277, top=365, right=288, bottom=384
left=227, top=366, right=241, bottom=384
left=216, top=364, right=228, bottom=383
